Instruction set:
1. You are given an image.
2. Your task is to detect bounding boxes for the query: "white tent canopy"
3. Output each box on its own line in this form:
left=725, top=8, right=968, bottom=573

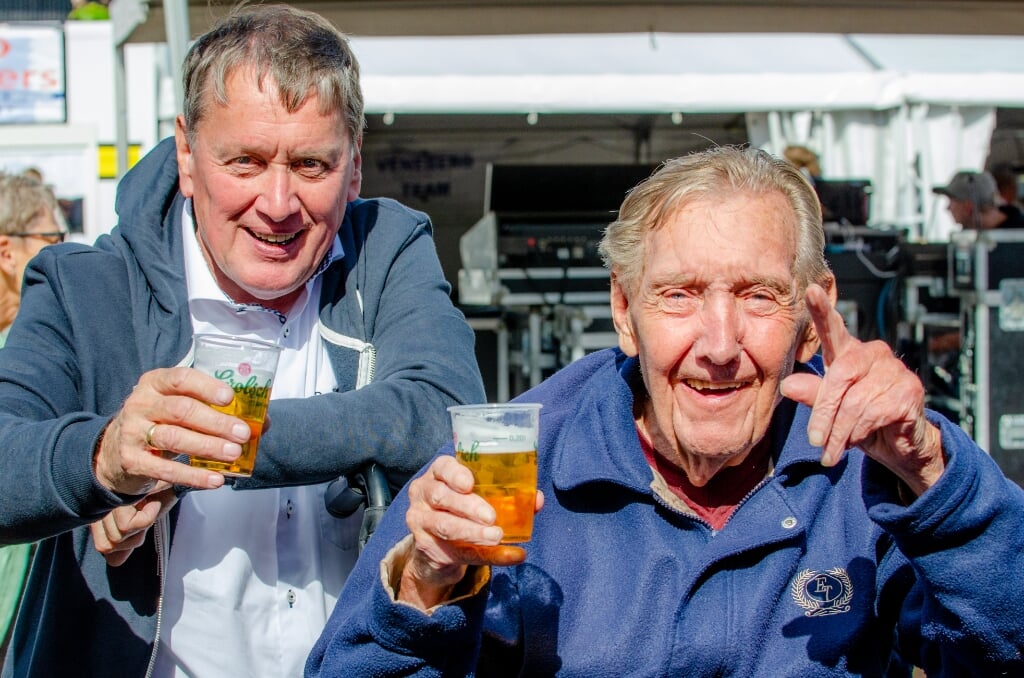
left=352, top=33, right=1024, bottom=112
left=350, top=32, right=1024, bottom=240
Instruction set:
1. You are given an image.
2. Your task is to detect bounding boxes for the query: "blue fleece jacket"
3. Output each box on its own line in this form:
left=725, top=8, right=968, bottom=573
left=307, top=349, right=1024, bottom=677
left=0, top=138, right=485, bottom=676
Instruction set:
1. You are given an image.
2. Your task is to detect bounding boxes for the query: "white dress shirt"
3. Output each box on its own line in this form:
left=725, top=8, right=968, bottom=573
left=152, top=204, right=362, bottom=677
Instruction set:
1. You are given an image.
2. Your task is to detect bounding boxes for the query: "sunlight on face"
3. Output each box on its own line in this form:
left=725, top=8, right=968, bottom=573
left=613, top=190, right=818, bottom=484
left=175, top=68, right=362, bottom=314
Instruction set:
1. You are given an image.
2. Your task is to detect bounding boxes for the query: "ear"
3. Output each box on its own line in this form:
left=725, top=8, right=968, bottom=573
left=796, top=275, right=838, bottom=363
left=0, top=236, right=17, bottom=277
left=610, top=273, right=639, bottom=357
left=346, top=135, right=363, bottom=202
left=174, top=115, right=195, bottom=199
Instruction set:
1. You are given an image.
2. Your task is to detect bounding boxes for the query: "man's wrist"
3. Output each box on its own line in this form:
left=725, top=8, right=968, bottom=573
left=382, top=535, right=489, bottom=613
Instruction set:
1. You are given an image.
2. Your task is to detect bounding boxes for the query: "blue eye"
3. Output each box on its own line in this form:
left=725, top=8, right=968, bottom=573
left=742, top=291, right=781, bottom=315
left=660, top=290, right=699, bottom=314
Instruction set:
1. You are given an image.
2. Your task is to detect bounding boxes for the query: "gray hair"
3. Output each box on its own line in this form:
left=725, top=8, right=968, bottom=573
left=599, top=145, right=831, bottom=296
left=0, top=172, right=65, bottom=235
left=181, top=3, right=365, bottom=145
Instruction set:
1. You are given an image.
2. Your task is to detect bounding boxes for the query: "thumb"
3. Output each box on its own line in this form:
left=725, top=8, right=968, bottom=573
left=132, top=487, right=178, bottom=528
left=780, top=372, right=821, bottom=407
left=133, top=497, right=164, bottom=525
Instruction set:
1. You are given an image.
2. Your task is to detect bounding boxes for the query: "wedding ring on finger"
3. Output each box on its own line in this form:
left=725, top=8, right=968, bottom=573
left=144, top=423, right=159, bottom=450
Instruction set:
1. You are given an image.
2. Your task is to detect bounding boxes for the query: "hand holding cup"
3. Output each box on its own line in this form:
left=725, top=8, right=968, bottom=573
left=189, top=334, right=282, bottom=477
left=448, top=403, right=542, bottom=543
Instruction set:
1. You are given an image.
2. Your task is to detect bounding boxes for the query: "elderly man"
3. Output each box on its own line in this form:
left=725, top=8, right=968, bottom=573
left=308, top=147, right=1024, bottom=677
left=0, top=5, right=483, bottom=677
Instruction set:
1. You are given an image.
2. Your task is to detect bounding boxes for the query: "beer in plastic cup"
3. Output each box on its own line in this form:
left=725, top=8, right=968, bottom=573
left=448, top=403, right=542, bottom=543
left=190, top=334, right=282, bottom=477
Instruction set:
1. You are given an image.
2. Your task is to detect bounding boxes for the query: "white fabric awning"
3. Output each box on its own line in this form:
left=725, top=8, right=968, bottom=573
left=350, top=32, right=1024, bottom=114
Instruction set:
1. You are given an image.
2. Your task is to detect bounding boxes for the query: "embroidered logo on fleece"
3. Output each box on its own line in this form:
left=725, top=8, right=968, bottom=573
left=791, top=568, right=853, bottom=617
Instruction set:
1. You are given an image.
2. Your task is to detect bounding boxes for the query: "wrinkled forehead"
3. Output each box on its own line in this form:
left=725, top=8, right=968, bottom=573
left=641, top=191, right=801, bottom=284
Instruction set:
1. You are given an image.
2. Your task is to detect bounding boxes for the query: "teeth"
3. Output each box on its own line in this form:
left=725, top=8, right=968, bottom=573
left=252, top=231, right=299, bottom=245
left=685, top=379, right=744, bottom=391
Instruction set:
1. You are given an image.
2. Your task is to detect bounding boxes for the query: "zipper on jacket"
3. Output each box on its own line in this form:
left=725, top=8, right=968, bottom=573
left=143, top=351, right=193, bottom=676
left=651, top=474, right=774, bottom=534
left=318, top=323, right=377, bottom=388
left=144, top=511, right=170, bottom=677
left=720, top=476, right=773, bottom=532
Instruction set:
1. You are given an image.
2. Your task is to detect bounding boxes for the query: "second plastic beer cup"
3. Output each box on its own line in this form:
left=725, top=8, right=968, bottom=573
left=448, top=403, right=542, bottom=543
left=190, top=334, right=282, bottom=477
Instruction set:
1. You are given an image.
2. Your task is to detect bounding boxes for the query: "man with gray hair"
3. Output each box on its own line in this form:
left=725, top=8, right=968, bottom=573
left=0, top=5, right=483, bottom=676
left=934, top=169, right=1024, bottom=229
left=309, top=146, right=1024, bottom=677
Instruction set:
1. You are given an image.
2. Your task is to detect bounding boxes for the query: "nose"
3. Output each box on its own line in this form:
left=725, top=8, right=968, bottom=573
left=695, top=293, right=743, bottom=365
left=256, top=167, right=301, bottom=222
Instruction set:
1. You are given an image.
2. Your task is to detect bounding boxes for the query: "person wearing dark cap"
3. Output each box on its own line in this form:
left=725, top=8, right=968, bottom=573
left=989, top=163, right=1022, bottom=209
left=933, top=170, right=1024, bottom=230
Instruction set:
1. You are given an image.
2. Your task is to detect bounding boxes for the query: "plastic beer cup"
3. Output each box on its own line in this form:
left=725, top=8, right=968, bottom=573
left=190, top=334, right=282, bottom=477
left=448, top=403, right=542, bottom=543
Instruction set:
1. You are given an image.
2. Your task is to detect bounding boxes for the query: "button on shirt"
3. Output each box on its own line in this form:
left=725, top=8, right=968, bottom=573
left=153, top=205, right=363, bottom=677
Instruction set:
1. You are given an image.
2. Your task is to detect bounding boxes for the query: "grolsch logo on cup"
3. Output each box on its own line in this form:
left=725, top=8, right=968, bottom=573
left=191, top=335, right=282, bottom=477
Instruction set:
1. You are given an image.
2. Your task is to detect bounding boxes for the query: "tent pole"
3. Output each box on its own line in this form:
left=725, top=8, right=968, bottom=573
left=163, top=0, right=190, bottom=115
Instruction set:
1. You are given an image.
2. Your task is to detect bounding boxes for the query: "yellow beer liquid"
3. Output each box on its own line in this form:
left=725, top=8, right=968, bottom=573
left=456, top=449, right=537, bottom=543
left=190, top=391, right=268, bottom=478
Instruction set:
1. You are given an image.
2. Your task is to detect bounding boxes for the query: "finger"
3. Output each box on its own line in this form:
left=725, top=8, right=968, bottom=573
left=95, top=500, right=158, bottom=551
left=103, top=534, right=147, bottom=567
left=410, top=527, right=525, bottom=572
left=807, top=340, right=901, bottom=463
left=448, top=543, right=528, bottom=567
left=408, top=485, right=500, bottom=542
left=90, top=519, right=116, bottom=554
left=781, top=371, right=850, bottom=464
left=143, top=487, right=181, bottom=516
left=410, top=458, right=497, bottom=526
left=92, top=489, right=178, bottom=566
left=94, top=367, right=256, bottom=494
left=143, top=366, right=235, bottom=409
left=804, top=284, right=853, bottom=366
left=820, top=347, right=923, bottom=465
left=779, top=373, right=821, bottom=408
left=129, top=457, right=230, bottom=491
left=95, top=419, right=228, bottom=494
left=430, top=455, right=476, bottom=494
left=818, top=372, right=889, bottom=466
left=408, top=488, right=502, bottom=559
left=146, top=418, right=247, bottom=463
left=118, top=496, right=164, bottom=535
left=91, top=512, right=148, bottom=567
left=134, top=368, right=250, bottom=451
left=805, top=366, right=856, bottom=454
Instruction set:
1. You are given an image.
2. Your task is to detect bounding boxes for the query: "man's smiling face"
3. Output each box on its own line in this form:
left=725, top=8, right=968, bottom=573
left=175, top=67, right=362, bottom=314
left=611, top=189, right=820, bottom=485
